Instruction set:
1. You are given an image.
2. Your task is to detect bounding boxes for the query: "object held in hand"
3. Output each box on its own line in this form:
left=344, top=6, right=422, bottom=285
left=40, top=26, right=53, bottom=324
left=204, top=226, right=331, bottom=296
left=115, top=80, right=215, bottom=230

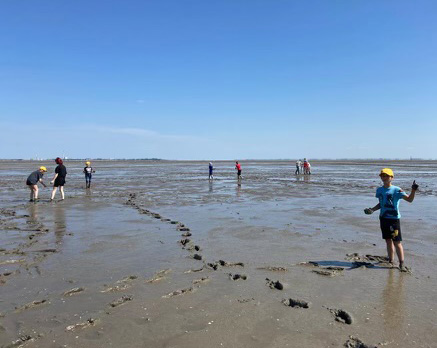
left=411, top=180, right=419, bottom=190
left=364, top=208, right=373, bottom=215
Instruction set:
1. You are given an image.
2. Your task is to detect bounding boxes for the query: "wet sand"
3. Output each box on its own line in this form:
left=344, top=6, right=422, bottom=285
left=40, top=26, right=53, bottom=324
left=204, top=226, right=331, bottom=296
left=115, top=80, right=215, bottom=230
left=1, top=160, right=437, bottom=347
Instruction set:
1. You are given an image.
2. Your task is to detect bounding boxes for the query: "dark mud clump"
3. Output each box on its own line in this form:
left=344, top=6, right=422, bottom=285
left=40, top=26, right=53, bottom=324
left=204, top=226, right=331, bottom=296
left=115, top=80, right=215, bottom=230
left=344, top=336, right=377, bottom=348
left=181, top=231, right=192, bottom=237
left=330, top=308, right=353, bottom=324
left=192, top=254, right=203, bottom=260
left=109, top=295, right=133, bottom=308
left=229, top=273, right=247, bottom=281
left=282, top=298, right=310, bottom=309
left=266, top=278, right=284, bottom=290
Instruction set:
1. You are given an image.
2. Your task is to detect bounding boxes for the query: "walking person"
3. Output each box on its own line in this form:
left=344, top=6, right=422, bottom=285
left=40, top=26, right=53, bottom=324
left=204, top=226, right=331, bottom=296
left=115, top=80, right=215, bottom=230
left=209, top=162, right=214, bottom=180
left=295, top=159, right=301, bottom=175
left=235, top=161, right=242, bottom=181
left=364, top=168, right=418, bottom=271
left=50, top=157, right=67, bottom=201
left=26, top=166, right=47, bottom=202
left=83, top=161, right=95, bottom=188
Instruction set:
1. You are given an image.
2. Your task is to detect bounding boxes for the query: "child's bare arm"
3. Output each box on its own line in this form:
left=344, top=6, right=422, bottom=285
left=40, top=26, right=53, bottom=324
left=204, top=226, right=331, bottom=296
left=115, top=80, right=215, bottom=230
left=403, top=181, right=418, bottom=203
left=364, top=203, right=380, bottom=215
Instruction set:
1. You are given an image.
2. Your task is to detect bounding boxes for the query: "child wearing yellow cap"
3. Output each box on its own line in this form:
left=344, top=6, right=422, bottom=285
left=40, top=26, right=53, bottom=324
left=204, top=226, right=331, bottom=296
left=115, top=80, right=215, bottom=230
left=26, top=166, right=47, bottom=202
left=364, top=168, right=418, bottom=271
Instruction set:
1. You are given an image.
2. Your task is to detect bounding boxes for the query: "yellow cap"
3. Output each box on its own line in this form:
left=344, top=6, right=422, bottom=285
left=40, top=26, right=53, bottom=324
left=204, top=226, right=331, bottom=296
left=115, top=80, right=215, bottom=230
left=85, top=161, right=91, bottom=165
left=39, top=166, right=47, bottom=172
left=380, top=168, right=394, bottom=177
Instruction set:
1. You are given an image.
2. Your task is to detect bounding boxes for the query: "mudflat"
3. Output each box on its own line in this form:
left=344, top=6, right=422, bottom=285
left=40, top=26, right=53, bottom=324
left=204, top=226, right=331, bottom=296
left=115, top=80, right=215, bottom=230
left=1, top=160, right=436, bottom=348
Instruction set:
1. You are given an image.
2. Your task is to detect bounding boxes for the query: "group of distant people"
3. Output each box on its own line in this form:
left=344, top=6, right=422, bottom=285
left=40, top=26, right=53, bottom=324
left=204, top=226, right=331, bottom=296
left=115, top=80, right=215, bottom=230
left=295, top=158, right=311, bottom=175
left=26, top=159, right=95, bottom=202
left=208, top=160, right=308, bottom=180
left=208, top=161, right=242, bottom=181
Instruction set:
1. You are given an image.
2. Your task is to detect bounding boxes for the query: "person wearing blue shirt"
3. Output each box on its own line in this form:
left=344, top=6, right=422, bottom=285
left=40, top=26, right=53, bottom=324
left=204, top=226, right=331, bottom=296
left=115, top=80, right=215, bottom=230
left=364, top=168, right=418, bottom=271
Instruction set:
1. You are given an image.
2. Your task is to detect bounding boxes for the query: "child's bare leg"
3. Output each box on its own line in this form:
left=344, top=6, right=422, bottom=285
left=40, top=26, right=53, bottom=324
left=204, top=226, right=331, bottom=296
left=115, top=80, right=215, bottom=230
left=33, top=186, right=39, bottom=200
left=385, top=239, right=395, bottom=263
left=394, top=241, right=404, bottom=267
left=51, top=187, right=57, bottom=200
left=28, top=185, right=34, bottom=200
left=60, top=186, right=64, bottom=200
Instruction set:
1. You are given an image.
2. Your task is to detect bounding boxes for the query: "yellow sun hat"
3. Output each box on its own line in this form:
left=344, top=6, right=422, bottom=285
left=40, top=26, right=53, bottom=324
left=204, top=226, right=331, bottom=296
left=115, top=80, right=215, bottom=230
left=85, top=161, right=91, bottom=165
left=380, top=168, right=394, bottom=177
left=39, top=166, right=47, bottom=172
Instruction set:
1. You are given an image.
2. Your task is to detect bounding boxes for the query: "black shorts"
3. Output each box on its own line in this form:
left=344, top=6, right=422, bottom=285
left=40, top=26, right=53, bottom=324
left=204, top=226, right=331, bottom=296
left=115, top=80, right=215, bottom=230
left=237, top=170, right=242, bottom=176
left=54, top=178, right=66, bottom=187
left=379, top=217, right=402, bottom=241
left=26, top=180, right=35, bottom=186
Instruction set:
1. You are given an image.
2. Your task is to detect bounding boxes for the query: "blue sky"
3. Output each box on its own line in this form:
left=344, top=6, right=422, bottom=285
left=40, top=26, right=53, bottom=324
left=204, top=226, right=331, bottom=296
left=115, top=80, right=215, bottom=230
left=1, top=0, right=436, bottom=159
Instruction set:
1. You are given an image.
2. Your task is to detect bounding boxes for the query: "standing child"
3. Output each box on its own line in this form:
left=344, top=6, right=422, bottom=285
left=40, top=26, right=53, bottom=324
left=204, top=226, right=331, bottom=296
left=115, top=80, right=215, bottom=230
left=235, top=161, right=242, bottom=181
left=50, top=157, right=67, bottom=201
left=83, top=161, right=95, bottom=188
left=364, top=168, right=418, bottom=271
left=209, top=162, right=214, bottom=180
left=26, top=166, right=47, bottom=202
left=295, top=160, right=301, bottom=175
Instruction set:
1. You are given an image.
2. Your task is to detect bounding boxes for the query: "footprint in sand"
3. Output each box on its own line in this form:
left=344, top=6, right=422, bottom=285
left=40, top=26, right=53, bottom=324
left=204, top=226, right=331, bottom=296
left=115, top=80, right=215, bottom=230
left=65, top=318, right=100, bottom=332
left=163, top=287, right=194, bottom=298
left=229, top=273, right=247, bottom=281
left=265, top=278, right=284, bottom=290
left=15, top=299, right=49, bottom=312
left=282, top=298, right=310, bottom=309
left=257, top=266, right=288, bottom=272
left=62, top=287, right=85, bottom=296
left=344, top=335, right=377, bottom=348
left=328, top=308, right=353, bottom=324
left=146, top=269, right=171, bottom=283
left=192, top=277, right=209, bottom=285
left=109, top=295, right=133, bottom=308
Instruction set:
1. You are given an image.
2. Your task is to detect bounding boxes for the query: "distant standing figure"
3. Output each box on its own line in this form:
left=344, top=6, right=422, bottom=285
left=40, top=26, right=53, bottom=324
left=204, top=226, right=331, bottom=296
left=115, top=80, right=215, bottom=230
left=303, top=159, right=310, bottom=174
left=50, top=157, right=67, bottom=201
left=209, top=162, right=214, bottom=180
left=306, top=161, right=312, bottom=175
left=26, top=166, right=47, bottom=202
left=83, top=161, right=95, bottom=188
left=235, top=161, right=242, bottom=180
left=295, top=160, right=301, bottom=175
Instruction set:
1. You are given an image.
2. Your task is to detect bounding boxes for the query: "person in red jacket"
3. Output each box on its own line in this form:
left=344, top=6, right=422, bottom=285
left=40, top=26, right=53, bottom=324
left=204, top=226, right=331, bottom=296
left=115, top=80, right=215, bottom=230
left=235, top=161, right=242, bottom=181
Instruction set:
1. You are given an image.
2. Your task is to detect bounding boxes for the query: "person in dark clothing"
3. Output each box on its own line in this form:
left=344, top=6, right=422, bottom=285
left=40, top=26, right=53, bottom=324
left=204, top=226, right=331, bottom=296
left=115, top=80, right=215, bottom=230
left=209, top=162, right=214, bottom=180
left=50, top=157, right=67, bottom=200
left=26, top=166, right=47, bottom=201
left=83, top=161, right=95, bottom=188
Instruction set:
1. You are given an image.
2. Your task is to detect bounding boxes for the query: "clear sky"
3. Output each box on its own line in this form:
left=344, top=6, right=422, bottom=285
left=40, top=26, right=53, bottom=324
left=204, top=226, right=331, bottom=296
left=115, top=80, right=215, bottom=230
left=1, top=0, right=436, bottom=160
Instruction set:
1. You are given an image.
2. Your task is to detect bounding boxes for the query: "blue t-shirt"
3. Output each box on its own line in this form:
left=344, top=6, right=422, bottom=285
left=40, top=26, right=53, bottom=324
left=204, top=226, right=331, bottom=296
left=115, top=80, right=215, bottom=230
left=375, top=185, right=407, bottom=219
